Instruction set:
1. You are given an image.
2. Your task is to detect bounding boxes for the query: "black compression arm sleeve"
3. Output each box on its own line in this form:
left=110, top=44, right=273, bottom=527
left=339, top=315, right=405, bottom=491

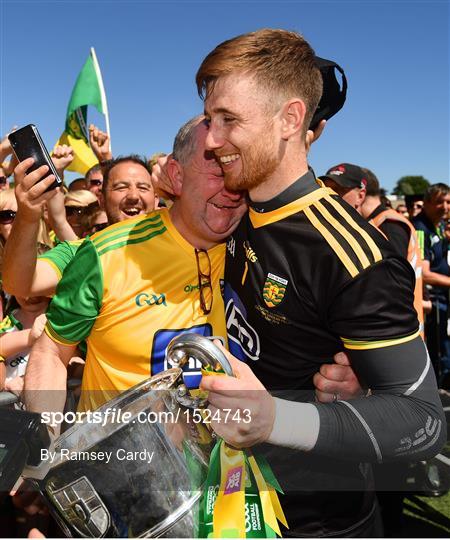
left=313, top=336, right=446, bottom=463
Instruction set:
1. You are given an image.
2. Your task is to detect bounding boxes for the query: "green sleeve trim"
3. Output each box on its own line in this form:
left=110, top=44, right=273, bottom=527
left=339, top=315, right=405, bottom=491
left=8, top=311, right=23, bottom=330
left=0, top=312, right=22, bottom=334
left=46, top=238, right=103, bottom=344
left=38, top=240, right=83, bottom=275
left=41, top=259, right=63, bottom=280
left=44, top=323, right=79, bottom=346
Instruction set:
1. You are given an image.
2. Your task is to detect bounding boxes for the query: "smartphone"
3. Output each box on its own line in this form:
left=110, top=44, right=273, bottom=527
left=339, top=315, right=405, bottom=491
left=8, top=124, right=63, bottom=191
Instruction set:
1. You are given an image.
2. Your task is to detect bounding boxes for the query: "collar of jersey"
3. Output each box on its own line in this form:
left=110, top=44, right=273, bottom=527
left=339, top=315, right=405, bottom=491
left=160, top=207, right=224, bottom=258
left=249, top=170, right=330, bottom=228
left=367, top=203, right=387, bottom=222
left=8, top=309, right=23, bottom=330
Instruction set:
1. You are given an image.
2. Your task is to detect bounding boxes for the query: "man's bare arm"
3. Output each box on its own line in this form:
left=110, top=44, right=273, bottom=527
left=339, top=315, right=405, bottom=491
left=47, top=145, right=78, bottom=241
left=3, top=159, right=59, bottom=297
left=422, top=259, right=450, bottom=288
left=46, top=187, right=78, bottom=242
left=24, top=332, right=75, bottom=430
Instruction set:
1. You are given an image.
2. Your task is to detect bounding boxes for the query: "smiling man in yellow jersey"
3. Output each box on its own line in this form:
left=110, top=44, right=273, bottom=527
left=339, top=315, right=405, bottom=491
left=3, top=155, right=159, bottom=300
left=24, top=116, right=247, bottom=415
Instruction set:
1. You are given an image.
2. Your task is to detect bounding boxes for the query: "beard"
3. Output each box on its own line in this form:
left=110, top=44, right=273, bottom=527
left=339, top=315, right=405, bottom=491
left=223, top=130, right=280, bottom=193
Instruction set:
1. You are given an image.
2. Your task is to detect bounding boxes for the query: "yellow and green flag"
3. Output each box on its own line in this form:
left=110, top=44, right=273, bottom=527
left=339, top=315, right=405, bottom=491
left=55, top=48, right=109, bottom=175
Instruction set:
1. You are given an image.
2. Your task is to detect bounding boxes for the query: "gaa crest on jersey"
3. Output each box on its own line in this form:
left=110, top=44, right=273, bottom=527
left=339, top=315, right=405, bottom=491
left=263, top=273, right=288, bottom=308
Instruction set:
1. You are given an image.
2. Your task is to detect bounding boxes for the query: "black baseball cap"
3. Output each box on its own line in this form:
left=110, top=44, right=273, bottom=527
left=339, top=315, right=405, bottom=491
left=320, top=163, right=367, bottom=189
left=309, top=56, right=347, bottom=131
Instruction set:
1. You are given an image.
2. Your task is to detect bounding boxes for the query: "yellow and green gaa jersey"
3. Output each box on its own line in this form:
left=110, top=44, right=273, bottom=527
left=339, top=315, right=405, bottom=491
left=45, top=209, right=227, bottom=411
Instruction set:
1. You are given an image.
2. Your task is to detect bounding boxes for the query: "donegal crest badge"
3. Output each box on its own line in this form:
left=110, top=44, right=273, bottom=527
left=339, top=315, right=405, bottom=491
left=263, top=273, right=288, bottom=308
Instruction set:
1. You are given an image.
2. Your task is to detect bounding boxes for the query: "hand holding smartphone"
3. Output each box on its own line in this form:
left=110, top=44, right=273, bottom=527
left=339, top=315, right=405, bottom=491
left=8, top=124, right=63, bottom=192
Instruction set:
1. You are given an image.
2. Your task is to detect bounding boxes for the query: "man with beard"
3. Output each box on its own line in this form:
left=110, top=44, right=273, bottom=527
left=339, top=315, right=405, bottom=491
left=23, top=116, right=247, bottom=414
left=198, top=29, right=445, bottom=537
left=3, top=155, right=158, bottom=298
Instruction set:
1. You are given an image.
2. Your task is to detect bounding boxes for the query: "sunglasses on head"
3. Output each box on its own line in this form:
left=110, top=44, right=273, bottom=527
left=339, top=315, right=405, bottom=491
left=0, top=210, right=16, bottom=224
left=90, top=179, right=102, bottom=187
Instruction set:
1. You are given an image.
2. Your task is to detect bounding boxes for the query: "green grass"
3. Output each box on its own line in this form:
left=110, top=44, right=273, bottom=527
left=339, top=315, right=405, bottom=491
left=403, top=492, right=450, bottom=537
left=401, top=436, right=450, bottom=537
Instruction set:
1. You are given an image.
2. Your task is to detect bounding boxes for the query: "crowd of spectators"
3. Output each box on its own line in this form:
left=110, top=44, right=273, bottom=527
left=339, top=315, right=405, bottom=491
left=319, top=164, right=450, bottom=388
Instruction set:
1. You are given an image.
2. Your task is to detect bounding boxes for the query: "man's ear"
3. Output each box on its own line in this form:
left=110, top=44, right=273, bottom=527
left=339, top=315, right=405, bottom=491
left=280, top=99, right=306, bottom=141
left=358, top=187, right=367, bottom=207
left=167, top=157, right=184, bottom=196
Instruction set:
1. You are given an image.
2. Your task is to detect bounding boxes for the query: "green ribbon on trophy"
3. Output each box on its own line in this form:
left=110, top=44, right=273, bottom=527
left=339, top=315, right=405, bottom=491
left=198, top=439, right=288, bottom=538
left=197, top=365, right=288, bottom=538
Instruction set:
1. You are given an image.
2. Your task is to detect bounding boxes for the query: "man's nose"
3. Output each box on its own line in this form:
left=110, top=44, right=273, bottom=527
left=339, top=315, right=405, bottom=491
left=222, top=187, right=244, bottom=202
left=125, top=186, right=139, bottom=200
left=205, top=123, right=224, bottom=151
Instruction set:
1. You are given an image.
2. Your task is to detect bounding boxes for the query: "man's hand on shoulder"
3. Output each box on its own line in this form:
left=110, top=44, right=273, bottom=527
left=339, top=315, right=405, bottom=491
left=305, top=119, right=326, bottom=154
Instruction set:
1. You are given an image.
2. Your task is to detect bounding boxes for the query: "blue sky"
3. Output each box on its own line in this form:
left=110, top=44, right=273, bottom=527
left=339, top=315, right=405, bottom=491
left=1, top=0, right=448, bottom=192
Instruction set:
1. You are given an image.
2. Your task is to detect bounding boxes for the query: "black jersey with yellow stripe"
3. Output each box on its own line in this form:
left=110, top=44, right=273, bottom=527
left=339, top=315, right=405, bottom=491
left=224, top=170, right=419, bottom=390
left=223, top=171, right=424, bottom=537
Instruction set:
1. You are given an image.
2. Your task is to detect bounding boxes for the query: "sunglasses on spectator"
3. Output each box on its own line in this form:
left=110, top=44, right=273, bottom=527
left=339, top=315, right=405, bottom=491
left=0, top=210, right=16, bottom=224
left=0, top=176, right=8, bottom=186
left=65, top=206, right=87, bottom=217
left=91, top=222, right=108, bottom=233
left=195, top=248, right=213, bottom=314
left=65, top=201, right=99, bottom=217
left=413, top=203, right=424, bottom=209
left=90, top=179, right=103, bottom=187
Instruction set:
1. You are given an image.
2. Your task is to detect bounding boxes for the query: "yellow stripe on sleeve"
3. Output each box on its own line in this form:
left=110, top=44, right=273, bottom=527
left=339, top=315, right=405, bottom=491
left=324, top=195, right=383, bottom=263
left=314, top=201, right=371, bottom=270
left=44, top=324, right=79, bottom=347
left=38, top=258, right=63, bottom=280
left=341, top=330, right=420, bottom=350
left=304, top=206, right=359, bottom=278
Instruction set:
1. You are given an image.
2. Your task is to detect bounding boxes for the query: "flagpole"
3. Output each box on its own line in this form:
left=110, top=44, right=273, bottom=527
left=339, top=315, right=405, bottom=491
left=90, top=47, right=112, bottom=153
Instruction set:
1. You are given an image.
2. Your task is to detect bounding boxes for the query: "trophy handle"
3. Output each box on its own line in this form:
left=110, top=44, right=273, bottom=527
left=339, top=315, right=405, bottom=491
left=166, top=334, right=234, bottom=377
left=166, top=334, right=234, bottom=410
